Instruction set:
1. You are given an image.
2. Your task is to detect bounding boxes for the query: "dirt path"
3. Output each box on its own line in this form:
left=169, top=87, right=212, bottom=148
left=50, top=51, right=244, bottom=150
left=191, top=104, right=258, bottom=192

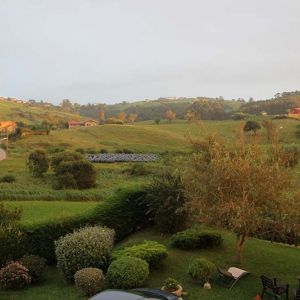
left=0, top=139, right=7, bottom=161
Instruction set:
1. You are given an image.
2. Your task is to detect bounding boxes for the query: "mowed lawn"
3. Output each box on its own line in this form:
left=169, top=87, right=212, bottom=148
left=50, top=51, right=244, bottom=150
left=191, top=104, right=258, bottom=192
left=3, top=201, right=98, bottom=226
left=1, top=228, right=299, bottom=300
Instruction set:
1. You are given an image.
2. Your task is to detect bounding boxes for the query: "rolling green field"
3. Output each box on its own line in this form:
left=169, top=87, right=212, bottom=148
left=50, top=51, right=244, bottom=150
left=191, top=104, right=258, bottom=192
left=1, top=228, right=299, bottom=300
left=3, top=201, right=98, bottom=226
left=0, top=100, right=81, bottom=125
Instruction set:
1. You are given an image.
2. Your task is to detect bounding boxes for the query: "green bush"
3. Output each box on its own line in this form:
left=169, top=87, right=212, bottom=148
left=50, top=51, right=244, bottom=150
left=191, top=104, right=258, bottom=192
left=0, top=261, right=31, bottom=289
left=51, top=151, right=82, bottom=172
left=188, top=258, right=215, bottom=282
left=141, top=171, right=187, bottom=233
left=55, top=226, right=115, bottom=281
left=0, top=202, right=22, bottom=228
left=171, top=228, right=223, bottom=250
left=19, top=255, right=46, bottom=283
left=0, top=227, right=28, bottom=266
left=0, top=175, right=16, bottom=183
left=74, top=268, right=104, bottom=297
left=163, top=277, right=180, bottom=291
left=106, top=257, right=149, bottom=289
left=54, top=172, right=77, bottom=189
left=0, top=187, right=150, bottom=264
left=99, top=149, right=108, bottom=153
left=243, top=120, right=261, bottom=133
left=75, top=148, right=85, bottom=154
left=56, top=160, right=96, bottom=189
left=112, top=241, right=167, bottom=268
left=27, top=149, right=49, bottom=177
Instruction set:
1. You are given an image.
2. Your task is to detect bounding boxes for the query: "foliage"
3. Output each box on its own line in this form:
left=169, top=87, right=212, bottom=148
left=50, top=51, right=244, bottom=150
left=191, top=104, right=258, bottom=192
left=154, top=118, right=160, bottom=124
left=165, top=110, right=176, bottom=121
left=74, top=268, right=104, bottom=297
left=185, top=134, right=293, bottom=263
left=3, top=187, right=149, bottom=264
left=188, top=258, right=215, bottom=282
left=231, top=112, right=250, bottom=120
left=55, top=226, right=115, bottom=281
left=55, top=160, right=96, bottom=189
left=262, top=120, right=278, bottom=143
left=0, top=175, right=16, bottom=183
left=142, top=170, right=187, bottom=233
left=19, top=255, right=46, bottom=283
left=115, top=148, right=134, bottom=154
left=269, top=146, right=300, bottom=168
left=171, top=228, right=223, bottom=250
left=243, top=120, right=261, bottom=133
left=163, top=277, right=180, bottom=291
left=0, top=261, right=31, bottom=290
left=106, top=257, right=149, bottom=289
left=27, top=149, right=49, bottom=177
left=190, top=99, right=228, bottom=120
left=105, top=117, right=124, bottom=124
left=112, top=240, right=167, bottom=268
left=0, top=202, right=22, bottom=228
left=50, top=151, right=82, bottom=172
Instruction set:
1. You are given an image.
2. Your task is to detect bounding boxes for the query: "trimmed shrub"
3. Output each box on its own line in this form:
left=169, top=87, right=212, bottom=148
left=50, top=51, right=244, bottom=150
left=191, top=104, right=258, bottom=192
left=0, top=175, right=16, bottom=183
left=55, top=226, right=115, bottom=281
left=19, top=255, right=46, bottom=283
left=163, top=277, right=180, bottom=292
left=112, top=241, right=167, bottom=268
left=106, top=257, right=149, bottom=289
left=56, top=160, right=96, bottom=189
left=243, top=120, right=261, bottom=133
left=188, top=258, right=215, bottom=282
left=171, top=228, right=223, bottom=250
left=74, top=268, right=104, bottom=297
left=0, top=261, right=31, bottom=289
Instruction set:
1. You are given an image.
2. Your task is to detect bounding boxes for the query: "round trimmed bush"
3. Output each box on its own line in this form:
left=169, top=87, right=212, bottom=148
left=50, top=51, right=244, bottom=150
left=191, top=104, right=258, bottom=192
left=106, top=257, right=149, bottom=289
left=20, top=255, right=46, bottom=283
left=55, top=226, right=115, bottom=281
left=74, top=268, right=104, bottom=297
left=188, top=258, right=215, bottom=282
left=112, top=241, right=167, bottom=268
left=0, top=261, right=31, bottom=289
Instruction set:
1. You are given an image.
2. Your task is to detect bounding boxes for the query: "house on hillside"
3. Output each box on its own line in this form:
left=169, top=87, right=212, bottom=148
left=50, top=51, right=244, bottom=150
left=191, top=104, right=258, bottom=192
left=68, top=120, right=98, bottom=128
left=288, top=108, right=300, bottom=118
left=0, top=121, right=17, bottom=133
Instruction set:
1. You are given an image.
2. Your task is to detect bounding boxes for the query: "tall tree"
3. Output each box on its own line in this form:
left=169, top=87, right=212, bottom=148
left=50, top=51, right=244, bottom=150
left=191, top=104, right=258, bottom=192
left=99, top=110, right=105, bottom=124
left=164, top=110, right=176, bottom=122
left=184, top=134, right=292, bottom=264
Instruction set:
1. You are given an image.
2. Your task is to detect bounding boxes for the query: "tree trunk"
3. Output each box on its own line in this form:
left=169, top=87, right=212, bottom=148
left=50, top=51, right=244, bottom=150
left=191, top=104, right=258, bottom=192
left=236, top=233, right=247, bottom=264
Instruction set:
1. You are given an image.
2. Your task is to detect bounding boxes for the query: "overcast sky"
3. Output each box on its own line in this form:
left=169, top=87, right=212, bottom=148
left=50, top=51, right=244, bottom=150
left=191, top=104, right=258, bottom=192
left=0, top=0, right=299, bottom=104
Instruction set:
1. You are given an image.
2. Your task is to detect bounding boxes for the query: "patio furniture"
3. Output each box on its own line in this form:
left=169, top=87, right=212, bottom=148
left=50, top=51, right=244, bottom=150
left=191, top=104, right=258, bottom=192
left=294, top=288, right=300, bottom=300
left=216, top=266, right=250, bottom=289
left=260, top=275, right=289, bottom=300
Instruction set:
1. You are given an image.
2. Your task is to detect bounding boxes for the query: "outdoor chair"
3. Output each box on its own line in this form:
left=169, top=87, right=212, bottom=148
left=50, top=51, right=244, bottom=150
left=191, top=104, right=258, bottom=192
left=294, top=288, right=300, bottom=300
left=260, top=275, right=289, bottom=300
left=216, top=266, right=250, bottom=289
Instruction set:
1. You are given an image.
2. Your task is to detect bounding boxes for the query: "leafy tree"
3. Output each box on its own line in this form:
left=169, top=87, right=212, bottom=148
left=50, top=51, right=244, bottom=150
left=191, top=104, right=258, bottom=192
left=184, top=111, right=199, bottom=122
left=117, top=112, right=127, bottom=122
left=154, top=119, right=160, bottom=125
left=127, top=113, right=138, bottom=124
left=243, top=120, right=261, bottom=134
left=164, top=110, right=176, bottom=122
left=185, top=134, right=292, bottom=263
left=27, top=149, right=49, bottom=177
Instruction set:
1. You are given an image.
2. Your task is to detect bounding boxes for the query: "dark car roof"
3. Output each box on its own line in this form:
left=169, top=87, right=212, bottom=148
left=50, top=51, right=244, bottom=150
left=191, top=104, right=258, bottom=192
left=90, top=290, right=144, bottom=300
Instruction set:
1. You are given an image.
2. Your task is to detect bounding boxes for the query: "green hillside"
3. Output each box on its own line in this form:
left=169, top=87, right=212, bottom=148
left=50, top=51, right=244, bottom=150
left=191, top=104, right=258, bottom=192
left=0, top=99, right=81, bottom=125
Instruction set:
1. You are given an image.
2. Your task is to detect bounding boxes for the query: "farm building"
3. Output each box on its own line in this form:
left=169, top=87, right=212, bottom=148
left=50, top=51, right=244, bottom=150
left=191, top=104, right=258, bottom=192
left=0, top=121, right=17, bottom=133
left=288, top=108, right=300, bottom=118
left=68, top=120, right=98, bottom=128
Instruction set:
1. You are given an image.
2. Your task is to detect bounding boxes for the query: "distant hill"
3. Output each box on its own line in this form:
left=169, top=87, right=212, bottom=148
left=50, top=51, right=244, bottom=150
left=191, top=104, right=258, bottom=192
left=0, top=97, right=82, bottom=125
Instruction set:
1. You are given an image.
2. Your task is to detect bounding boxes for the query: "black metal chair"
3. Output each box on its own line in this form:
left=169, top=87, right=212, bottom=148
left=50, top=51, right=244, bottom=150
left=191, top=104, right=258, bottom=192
left=260, top=275, right=289, bottom=300
left=294, top=288, right=300, bottom=300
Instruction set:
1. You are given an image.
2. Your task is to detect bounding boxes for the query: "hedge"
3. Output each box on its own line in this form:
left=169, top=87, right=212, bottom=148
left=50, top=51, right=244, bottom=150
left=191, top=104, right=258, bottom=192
left=0, top=187, right=151, bottom=265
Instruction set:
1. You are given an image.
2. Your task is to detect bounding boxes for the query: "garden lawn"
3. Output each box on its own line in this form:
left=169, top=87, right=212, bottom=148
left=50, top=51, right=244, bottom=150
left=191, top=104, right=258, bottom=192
left=1, top=228, right=299, bottom=300
left=3, top=201, right=98, bottom=226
